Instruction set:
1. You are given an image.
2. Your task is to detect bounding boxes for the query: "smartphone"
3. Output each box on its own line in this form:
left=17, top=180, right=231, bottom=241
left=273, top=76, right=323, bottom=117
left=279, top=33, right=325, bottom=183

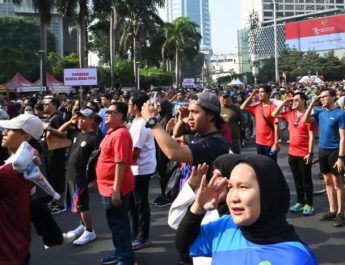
left=150, top=91, right=158, bottom=104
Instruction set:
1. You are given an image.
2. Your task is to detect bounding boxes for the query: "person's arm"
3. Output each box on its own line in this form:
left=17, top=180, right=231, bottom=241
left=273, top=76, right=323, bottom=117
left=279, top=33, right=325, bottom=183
left=301, top=96, right=320, bottom=123
left=111, top=162, right=126, bottom=207
left=240, top=89, right=258, bottom=110
left=272, top=120, right=280, bottom=152
left=304, top=128, right=315, bottom=165
left=142, top=102, right=194, bottom=163
left=58, top=114, right=78, bottom=133
left=132, top=147, right=141, bottom=164
left=271, top=98, right=292, bottom=118
left=334, top=128, right=345, bottom=174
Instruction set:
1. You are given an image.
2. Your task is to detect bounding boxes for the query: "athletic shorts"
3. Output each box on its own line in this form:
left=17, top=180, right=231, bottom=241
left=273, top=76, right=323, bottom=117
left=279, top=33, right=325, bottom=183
left=67, top=178, right=89, bottom=213
left=319, top=148, right=342, bottom=176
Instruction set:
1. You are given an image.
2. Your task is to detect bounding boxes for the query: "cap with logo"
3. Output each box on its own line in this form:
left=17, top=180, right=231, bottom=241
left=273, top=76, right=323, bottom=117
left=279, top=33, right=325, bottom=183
left=0, top=114, right=44, bottom=140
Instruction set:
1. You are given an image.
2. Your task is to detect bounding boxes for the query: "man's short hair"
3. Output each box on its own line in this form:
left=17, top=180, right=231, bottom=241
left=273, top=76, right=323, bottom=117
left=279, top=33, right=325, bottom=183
left=47, top=97, right=60, bottom=108
left=111, top=102, right=128, bottom=122
left=260, top=85, right=272, bottom=95
left=131, top=91, right=149, bottom=111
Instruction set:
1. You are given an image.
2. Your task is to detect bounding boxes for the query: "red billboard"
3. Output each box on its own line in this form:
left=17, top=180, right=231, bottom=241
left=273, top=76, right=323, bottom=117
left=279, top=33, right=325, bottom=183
left=285, top=14, right=345, bottom=52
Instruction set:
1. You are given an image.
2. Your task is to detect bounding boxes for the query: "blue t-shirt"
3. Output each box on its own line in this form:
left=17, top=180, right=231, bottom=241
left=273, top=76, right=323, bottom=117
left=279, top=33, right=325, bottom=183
left=313, top=108, right=345, bottom=149
left=190, top=215, right=318, bottom=265
left=98, top=108, right=109, bottom=137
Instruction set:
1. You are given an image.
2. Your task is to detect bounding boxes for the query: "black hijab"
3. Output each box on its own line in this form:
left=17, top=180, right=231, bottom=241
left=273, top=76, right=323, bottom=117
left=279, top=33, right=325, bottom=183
left=212, top=154, right=239, bottom=216
left=225, top=154, right=301, bottom=244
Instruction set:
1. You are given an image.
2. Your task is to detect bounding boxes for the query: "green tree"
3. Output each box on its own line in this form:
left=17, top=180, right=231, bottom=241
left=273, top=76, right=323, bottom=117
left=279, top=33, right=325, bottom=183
left=162, top=17, right=202, bottom=88
left=0, top=17, right=56, bottom=83
left=56, top=0, right=91, bottom=68
left=12, top=0, right=55, bottom=87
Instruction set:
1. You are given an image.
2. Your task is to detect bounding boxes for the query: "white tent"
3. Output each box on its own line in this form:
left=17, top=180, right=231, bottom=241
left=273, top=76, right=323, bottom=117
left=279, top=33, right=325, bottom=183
left=298, top=75, right=323, bottom=84
left=228, top=78, right=243, bottom=86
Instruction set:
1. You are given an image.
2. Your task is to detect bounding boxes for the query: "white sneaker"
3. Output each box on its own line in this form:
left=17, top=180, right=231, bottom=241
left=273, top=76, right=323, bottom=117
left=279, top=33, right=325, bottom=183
left=67, top=224, right=85, bottom=239
left=73, top=230, right=96, bottom=245
left=63, top=232, right=76, bottom=244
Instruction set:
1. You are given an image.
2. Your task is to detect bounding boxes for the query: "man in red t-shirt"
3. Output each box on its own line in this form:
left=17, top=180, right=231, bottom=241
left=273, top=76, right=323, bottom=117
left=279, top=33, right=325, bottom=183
left=96, top=102, right=136, bottom=265
left=272, top=92, right=315, bottom=216
left=241, top=85, right=280, bottom=161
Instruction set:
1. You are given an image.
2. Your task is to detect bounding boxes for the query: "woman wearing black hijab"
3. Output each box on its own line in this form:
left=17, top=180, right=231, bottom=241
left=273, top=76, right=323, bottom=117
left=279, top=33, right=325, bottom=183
left=176, top=154, right=319, bottom=265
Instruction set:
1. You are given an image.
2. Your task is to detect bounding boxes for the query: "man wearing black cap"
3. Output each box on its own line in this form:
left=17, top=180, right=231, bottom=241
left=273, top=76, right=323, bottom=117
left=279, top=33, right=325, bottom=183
left=59, top=108, right=99, bottom=245
left=219, top=91, right=245, bottom=154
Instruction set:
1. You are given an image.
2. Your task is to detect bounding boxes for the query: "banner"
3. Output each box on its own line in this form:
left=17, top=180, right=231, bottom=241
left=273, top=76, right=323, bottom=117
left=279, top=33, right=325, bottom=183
left=285, top=14, right=345, bottom=52
left=64, top=68, right=98, bottom=86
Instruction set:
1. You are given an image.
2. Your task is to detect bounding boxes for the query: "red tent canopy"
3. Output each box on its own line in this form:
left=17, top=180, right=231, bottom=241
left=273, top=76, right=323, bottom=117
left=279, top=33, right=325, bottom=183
left=5, top=73, right=38, bottom=92
left=34, top=73, right=64, bottom=87
left=34, top=73, right=71, bottom=93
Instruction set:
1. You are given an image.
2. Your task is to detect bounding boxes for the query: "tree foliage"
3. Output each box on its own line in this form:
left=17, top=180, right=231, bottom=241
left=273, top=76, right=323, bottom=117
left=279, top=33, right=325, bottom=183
left=0, top=17, right=56, bottom=83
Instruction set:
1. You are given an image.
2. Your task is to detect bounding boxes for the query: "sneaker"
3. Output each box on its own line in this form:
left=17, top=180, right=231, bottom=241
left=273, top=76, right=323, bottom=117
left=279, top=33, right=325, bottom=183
left=131, top=239, right=152, bottom=251
left=73, top=230, right=96, bottom=245
left=47, top=200, right=58, bottom=209
left=302, top=204, right=314, bottom=216
left=63, top=232, right=76, bottom=244
left=333, top=213, right=345, bottom=227
left=319, top=212, right=337, bottom=221
left=101, top=253, right=117, bottom=265
left=153, top=195, right=172, bottom=207
left=290, top=203, right=304, bottom=212
left=67, top=224, right=85, bottom=239
left=50, top=205, right=66, bottom=215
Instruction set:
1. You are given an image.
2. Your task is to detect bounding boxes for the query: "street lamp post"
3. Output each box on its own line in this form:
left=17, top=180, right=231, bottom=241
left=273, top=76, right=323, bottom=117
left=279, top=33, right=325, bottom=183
left=273, top=0, right=279, bottom=83
left=38, top=50, right=45, bottom=95
left=249, top=11, right=259, bottom=86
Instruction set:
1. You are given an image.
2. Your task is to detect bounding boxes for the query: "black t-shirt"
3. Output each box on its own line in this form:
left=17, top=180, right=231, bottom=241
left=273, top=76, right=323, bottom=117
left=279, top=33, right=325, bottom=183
left=187, top=131, right=229, bottom=166
left=66, top=131, right=99, bottom=181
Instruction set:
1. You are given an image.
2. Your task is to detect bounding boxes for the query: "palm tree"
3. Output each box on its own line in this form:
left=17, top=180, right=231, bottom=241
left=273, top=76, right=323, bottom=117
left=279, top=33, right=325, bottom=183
left=162, top=17, right=201, bottom=89
left=120, top=0, right=164, bottom=87
left=12, top=0, right=54, bottom=88
left=56, top=0, right=90, bottom=68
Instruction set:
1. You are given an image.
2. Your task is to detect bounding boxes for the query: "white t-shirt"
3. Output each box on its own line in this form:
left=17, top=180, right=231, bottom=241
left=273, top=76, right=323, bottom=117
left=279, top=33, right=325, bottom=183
left=130, top=117, right=156, bottom=175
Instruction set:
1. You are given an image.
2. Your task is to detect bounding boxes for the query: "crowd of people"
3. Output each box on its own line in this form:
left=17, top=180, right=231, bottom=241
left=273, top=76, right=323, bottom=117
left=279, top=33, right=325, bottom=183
left=3, top=80, right=345, bottom=264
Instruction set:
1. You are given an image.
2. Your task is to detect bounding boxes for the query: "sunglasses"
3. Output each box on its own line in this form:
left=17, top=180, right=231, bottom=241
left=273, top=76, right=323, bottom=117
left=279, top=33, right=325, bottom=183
left=105, top=110, right=118, bottom=115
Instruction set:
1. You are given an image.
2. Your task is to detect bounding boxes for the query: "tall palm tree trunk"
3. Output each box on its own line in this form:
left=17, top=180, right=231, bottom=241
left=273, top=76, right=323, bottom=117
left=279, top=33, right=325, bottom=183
left=175, top=46, right=180, bottom=89
left=39, top=15, right=47, bottom=89
left=110, top=4, right=118, bottom=90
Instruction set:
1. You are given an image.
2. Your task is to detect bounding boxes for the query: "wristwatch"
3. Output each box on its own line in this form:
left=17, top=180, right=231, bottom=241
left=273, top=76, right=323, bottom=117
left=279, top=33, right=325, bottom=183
left=145, top=117, right=159, bottom=128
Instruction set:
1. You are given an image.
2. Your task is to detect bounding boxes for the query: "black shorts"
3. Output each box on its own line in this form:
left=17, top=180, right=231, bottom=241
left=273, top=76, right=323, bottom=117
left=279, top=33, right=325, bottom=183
left=319, top=148, right=342, bottom=175
left=67, top=178, right=89, bottom=213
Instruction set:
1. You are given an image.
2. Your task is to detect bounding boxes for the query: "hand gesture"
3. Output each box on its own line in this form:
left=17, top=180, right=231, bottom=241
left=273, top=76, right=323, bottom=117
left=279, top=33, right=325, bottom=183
left=193, top=174, right=228, bottom=213
left=333, top=158, right=344, bottom=175
left=142, top=101, right=158, bottom=121
left=303, top=154, right=313, bottom=165
left=188, top=163, right=209, bottom=191
left=166, top=118, right=176, bottom=133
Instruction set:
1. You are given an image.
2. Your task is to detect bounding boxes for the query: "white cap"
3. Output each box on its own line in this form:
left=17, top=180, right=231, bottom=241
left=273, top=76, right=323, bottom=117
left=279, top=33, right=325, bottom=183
left=0, top=114, right=44, bottom=140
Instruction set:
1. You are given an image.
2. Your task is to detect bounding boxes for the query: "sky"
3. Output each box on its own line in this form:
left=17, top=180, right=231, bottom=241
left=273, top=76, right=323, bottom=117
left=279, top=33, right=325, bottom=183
left=159, top=1, right=241, bottom=55
left=209, top=0, right=241, bottom=54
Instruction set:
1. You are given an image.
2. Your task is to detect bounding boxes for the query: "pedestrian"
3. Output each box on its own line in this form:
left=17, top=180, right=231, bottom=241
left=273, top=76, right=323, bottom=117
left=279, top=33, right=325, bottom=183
left=98, top=92, right=112, bottom=138
left=272, top=92, right=315, bottom=215
left=61, top=108, right=99, bottom=245
left=240, top=85, right=280, bottom=161
left=302, top=88, right=345, bottom=227
left=176, top=154, right=319, bottom=265
left=42, top=96, right=68, bottom=214
left=128, top=91, right=157, bottom=250
left=96, top=102, right=136, bottom=265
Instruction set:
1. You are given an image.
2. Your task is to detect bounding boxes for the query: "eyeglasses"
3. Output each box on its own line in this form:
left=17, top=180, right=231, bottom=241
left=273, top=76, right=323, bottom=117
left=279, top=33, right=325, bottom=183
left=292, top=99, right=299, bottom=102
left=320, top=95, right=330, bottom=99
left=105, top=110, right=118, bottom=115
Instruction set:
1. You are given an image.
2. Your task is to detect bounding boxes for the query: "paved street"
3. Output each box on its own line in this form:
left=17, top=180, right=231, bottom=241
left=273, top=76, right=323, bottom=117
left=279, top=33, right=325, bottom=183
left=30, top=140, right=345, bottom=265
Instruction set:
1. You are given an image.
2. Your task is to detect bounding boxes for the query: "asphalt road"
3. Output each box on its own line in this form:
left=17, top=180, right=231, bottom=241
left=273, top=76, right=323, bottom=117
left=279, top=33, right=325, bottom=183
left=30, top=140, right=345, bottom=265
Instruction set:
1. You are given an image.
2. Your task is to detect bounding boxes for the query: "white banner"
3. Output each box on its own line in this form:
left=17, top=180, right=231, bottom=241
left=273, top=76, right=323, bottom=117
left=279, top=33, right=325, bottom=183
left=64, top=68, right=98, bottom=86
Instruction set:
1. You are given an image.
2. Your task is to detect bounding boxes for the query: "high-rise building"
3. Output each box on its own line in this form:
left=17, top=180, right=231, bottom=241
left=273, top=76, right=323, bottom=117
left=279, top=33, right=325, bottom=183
left=166, top=0, right=211, bottom=50
left=241, top=0, right=345, bottom=28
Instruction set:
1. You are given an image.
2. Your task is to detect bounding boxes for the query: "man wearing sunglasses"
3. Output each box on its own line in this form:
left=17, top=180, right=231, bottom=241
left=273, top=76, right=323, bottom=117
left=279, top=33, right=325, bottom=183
left=272, top=92, right=315, bottom=216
